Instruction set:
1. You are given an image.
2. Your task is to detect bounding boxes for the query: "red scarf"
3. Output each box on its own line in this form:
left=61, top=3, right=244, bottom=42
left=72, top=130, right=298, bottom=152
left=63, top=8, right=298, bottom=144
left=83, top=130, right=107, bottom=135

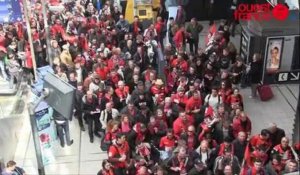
left=133, top=22, right=139, bottom=35
left=17, top=23, right=24, bottom=39
left=135, top=123, right=144, bottom=142
left=218, top=143, right=234, bottom=156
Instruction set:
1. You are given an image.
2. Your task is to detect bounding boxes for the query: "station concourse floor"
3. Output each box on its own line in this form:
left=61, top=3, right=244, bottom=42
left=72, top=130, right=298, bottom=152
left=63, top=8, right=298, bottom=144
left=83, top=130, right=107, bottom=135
left=10, top=21, right=299, bottom=174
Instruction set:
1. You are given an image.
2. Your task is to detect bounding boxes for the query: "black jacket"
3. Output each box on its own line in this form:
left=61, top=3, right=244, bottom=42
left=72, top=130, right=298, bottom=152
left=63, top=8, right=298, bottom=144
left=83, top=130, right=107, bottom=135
left=81, top=94, right=99, bottom=115
left=232, top=139, right=247, bottom=163
left=249, top=61, right=263, bottom=84
left=74, top=90, right=84, bottom=111
left=269, top=128, right=285, bottom=147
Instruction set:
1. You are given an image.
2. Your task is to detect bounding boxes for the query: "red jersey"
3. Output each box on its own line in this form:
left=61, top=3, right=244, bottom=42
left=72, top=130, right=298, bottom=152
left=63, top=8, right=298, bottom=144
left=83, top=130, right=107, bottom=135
left=108, top=142, right=130, bottom=168
left=185, top=97, right=202, bottom=113
left=159, top=136, right=176, bottom=149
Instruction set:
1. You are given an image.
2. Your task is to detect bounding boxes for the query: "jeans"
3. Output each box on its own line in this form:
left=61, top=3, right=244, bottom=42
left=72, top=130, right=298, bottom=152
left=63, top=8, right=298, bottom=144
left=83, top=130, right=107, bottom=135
left=56, top=121, right=72, bottom=147
left=86, top=114, right=101, bottom=140
left=251, top=83, right=258, bottom=97
left=9, top=72, right=18, bottom=89
left=187, top=38, right=199, bottom=54
left=113, top=168, right=126, bottom=175
left=0, top=60, right=7, bottom=80
left=74, top=109, right=84, bottom=128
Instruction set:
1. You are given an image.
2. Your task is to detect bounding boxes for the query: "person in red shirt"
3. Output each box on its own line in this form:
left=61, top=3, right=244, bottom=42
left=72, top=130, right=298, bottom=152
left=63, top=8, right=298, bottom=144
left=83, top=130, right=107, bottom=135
left=108, top=133, right=130, bottom=175
left=170, top=54, right=188, bottom=73
left=97, top=159, right=114, bottom=175
left=246, top=158, right=266, bottom=175
left=185, top=92, right=202, bottom=116
left=244, top=129, right=272, bottom=167
left=180, top=125, right=198, bottom=152
left=171, top=87, right=188, bottom=110
left=159, top=129, right=177, bottom=151
left=166, top=67, right=179, bottom=91
left=232, top=111, right=252, bottom=139
left=173, top=111, right=193, bottom=137
left=150, top=79, right=168, bottom=105
left=104, top=120, right=121, bottom=144
left=173, top=26, right=186, bottom=50
left=107, top=69, right=122, bottom=88
left=51, top=19, right=65, bottom=38
left=107, top=49, right=125, bottom=71
left=249, top=129, right=272, bottom=152
left=271, top=137, right=294, bottom=165
left=226, top=88, right=244, bottom=109
left=218, top=81, right=233, bottom=104
left=115, top=80, right=130, bottom=107
left=155, top=16, right=165, bottom=46
left=95, top=61, right=109, bottom=81
left=187, top=91, right=204, bottom=127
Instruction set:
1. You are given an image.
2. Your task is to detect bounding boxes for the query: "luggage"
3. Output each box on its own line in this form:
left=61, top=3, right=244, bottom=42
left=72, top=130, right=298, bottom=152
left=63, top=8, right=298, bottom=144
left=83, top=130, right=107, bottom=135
left=257, top=84, right=274, bottom=101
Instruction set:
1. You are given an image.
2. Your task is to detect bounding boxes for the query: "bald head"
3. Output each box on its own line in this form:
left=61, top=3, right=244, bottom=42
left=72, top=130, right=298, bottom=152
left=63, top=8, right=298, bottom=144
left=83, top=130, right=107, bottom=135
left=268, top=122, right=278, bottom=133
left=238, top=132, right=246, bottom=142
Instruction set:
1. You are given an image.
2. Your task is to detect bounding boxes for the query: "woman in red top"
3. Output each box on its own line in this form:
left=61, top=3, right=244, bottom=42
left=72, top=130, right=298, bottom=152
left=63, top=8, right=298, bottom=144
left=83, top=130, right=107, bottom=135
left=226, top=88, right=244, bottom=109
left=120, top=115, right=132, bottom=134
left=97, top=160, right=114, bottom=175
left=218, top=80, right=233, bottom=105
left=104, top=120, right=121, bottom=143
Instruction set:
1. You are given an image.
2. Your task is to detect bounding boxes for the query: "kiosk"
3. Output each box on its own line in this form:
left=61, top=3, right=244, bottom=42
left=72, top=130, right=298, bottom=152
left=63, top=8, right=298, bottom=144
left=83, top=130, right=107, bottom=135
left=239, top=10, right=300, bottom=84
left=125, top=0, right=159, bottom=27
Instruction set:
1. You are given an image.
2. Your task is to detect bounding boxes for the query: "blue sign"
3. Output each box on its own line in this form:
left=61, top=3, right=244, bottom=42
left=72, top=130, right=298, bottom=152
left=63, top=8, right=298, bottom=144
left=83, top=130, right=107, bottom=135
left=31, top=66, right=54, bottom=96
left=0, top=0, right=22, bottom=23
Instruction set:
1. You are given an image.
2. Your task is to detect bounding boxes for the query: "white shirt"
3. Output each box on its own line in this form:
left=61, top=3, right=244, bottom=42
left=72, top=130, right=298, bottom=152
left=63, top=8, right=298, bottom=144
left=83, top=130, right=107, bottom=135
left=205, top=94, right=222, bottom=111
left=201, top=152, right=208, bottom=164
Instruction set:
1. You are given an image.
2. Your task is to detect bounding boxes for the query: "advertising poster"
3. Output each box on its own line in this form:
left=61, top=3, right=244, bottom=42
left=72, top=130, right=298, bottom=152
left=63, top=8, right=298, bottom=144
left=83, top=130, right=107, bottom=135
left=34, top=98, right=56, bottom=165
left=266, top=38, right=284, bottom=74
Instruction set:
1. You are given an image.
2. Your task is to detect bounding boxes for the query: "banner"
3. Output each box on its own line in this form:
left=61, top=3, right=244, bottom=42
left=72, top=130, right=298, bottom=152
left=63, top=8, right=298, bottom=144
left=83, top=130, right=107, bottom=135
left=34, top=98, right=56, bottom=165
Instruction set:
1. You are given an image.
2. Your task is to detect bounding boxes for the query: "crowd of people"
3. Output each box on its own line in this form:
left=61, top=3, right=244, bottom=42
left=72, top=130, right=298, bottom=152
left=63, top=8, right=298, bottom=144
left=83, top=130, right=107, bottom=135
left=0, top=0, right=299, bottom=175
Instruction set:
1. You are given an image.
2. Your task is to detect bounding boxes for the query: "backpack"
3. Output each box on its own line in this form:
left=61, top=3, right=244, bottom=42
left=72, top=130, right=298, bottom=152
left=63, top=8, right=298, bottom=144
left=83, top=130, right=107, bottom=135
left=100, top=132, right=112, bottom=151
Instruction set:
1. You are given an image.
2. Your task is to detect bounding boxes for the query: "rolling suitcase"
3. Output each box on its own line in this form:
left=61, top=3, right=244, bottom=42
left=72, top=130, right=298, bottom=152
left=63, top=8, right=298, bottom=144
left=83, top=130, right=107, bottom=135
left=257, top=85, right=274, bottom=101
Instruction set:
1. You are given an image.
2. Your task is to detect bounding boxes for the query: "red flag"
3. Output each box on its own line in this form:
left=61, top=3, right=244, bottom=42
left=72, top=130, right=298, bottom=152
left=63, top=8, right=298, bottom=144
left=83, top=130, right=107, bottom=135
left=244, top=143, right=252, bottom=167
